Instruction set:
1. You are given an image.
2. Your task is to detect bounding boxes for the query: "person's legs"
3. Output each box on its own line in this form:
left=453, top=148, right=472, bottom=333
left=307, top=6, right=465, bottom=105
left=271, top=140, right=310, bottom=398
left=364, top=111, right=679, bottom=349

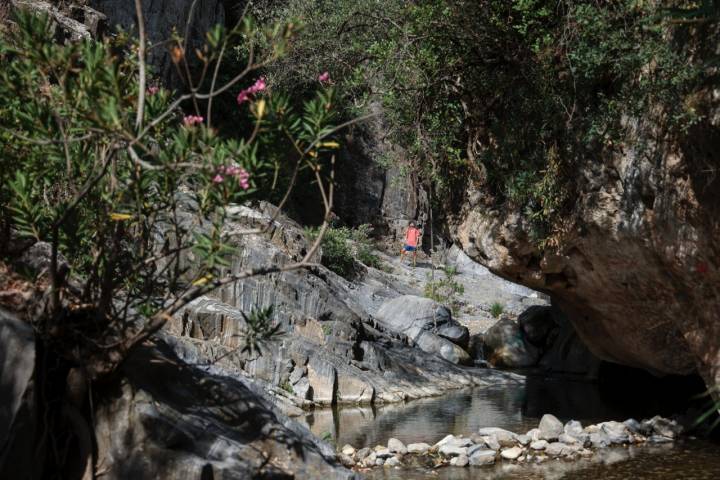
left=412, top=248, right=417, bottom=266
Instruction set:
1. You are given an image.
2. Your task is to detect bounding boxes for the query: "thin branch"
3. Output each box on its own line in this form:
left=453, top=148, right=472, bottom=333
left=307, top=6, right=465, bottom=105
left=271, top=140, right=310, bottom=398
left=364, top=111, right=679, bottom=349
left=134, top=0, right=147, bottom=131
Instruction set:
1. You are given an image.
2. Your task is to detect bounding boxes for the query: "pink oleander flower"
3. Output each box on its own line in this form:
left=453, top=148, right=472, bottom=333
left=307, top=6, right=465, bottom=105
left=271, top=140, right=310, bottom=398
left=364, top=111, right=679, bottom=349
left=183, top=115, right=204, bottom=127
left=212, top=174, right=224, bottom=183
left=237, top=77, right=267, bottom=105
left=147, top=85, right=159, bottom=95
left=318, top=71, right=330, bottom=84
left=236, top=168, right=250, bottom=190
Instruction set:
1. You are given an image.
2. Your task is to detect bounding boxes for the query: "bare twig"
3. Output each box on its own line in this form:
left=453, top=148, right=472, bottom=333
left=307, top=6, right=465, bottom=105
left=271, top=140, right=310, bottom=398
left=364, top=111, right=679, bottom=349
left=134, top=0, right=147, bottom=131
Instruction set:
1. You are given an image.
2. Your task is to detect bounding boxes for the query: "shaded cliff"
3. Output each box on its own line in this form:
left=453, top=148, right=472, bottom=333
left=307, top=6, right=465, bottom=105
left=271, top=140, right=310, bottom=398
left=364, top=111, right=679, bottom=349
left=451, top=82, right=720, bottom=392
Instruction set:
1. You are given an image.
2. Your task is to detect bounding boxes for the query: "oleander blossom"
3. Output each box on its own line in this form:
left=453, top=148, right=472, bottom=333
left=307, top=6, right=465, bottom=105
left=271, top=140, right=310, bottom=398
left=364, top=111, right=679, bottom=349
left=147, top=85, right=159, bottom=95
left=236, top=77, right=267, bottom=105
left=183, top=115, right=204, bottom=127
left=212, top=174, right=224, bottom=183
left=215, top=165, right=251, bottom=190
left=318, top=71, right=330, bottom=84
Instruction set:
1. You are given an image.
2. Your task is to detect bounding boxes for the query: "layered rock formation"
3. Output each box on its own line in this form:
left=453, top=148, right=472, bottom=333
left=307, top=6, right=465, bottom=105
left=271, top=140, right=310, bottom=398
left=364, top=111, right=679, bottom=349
left=453, top=107, right=720, bottom=392
left=165, top=202, right=524, bottom=409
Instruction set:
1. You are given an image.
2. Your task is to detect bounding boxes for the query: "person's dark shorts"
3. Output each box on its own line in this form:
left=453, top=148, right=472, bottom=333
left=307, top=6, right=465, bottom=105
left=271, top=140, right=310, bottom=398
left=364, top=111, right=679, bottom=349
left=404, top=245, right=416, bottom=252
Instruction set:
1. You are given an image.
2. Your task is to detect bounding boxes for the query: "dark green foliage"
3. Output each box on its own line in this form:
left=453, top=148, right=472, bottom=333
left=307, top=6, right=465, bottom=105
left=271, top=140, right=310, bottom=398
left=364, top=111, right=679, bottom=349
left=259, top=0, right=713, bottom=247
left=305, top=224, right=381, bottom=278
left=490, top=302, right=505, bottom=319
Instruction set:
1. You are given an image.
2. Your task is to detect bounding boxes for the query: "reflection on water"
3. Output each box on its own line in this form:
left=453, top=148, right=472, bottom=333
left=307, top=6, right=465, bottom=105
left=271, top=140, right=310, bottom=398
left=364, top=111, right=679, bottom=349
left=297, top=376, right=720, bottom=479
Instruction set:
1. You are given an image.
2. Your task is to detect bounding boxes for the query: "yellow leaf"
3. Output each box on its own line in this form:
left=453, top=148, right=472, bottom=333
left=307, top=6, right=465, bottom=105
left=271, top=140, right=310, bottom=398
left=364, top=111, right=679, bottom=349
left=308, top=150, right=317, bottom=158
left=110, top=213, right=133, bottom=221
left=192, top=274, right=213, bottom=286
left=255, top=99, right=266, bottom=119
left=319, top=141, right=340, bottom=149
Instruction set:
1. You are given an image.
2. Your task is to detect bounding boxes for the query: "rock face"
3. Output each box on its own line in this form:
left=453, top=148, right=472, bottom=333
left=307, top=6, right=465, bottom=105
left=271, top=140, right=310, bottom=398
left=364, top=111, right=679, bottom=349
left=166, top=203, right=521, bottom=408
left=334, top=101, right=429, bottom=241
left=453, top=104, right=720, bottom=391
left=90, top=0, right=224, bottom=84
left=94, top=338, right=357, bottom=480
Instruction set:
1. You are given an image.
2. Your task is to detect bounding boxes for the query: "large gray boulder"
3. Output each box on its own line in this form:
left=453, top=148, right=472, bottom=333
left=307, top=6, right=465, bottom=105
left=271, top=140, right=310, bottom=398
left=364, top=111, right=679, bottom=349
left=484, top=317, right=540, bottom=367
left=375, top=295, right=470, bottom=364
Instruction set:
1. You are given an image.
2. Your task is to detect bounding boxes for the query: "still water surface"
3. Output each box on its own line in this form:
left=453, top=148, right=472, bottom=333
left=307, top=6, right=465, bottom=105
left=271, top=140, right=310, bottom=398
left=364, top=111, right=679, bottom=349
left=298, top=376, right=720, bottom=479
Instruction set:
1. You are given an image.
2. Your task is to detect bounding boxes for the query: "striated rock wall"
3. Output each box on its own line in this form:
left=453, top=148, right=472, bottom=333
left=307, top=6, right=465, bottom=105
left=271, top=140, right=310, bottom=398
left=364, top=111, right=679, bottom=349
left=452, top=107, right=720, bottom=391
left=90, top=0, right=225, bottom=84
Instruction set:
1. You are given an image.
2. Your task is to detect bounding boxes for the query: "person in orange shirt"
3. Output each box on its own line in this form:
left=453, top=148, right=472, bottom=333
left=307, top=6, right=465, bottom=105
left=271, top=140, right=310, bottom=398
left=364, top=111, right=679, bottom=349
left=399, top=221, right=422, bottom=266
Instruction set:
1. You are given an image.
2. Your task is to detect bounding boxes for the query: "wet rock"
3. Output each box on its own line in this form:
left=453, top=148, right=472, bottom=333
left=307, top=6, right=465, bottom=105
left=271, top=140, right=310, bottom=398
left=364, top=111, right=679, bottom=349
left=648, top=435, right=674, bottom=444
left=477, top=427, right=516, bottom=447
left=469, top=449, right=496, bottom=466
left=538, top=414, right=564, bottom=440
left=375, top=458, right=385, bottom=466
left=564, top=420, right=584, bottom=437
left=530, top=440, right=548, bottom=450
left=518, top=305, right=556, bottom=345
left=482, top=435, right=501, bottom=451
left=439, top=445, right=468, bottom=457
left=435, top=434, right=473, bottom=448
left=355, top=447, right=372, bottom=461
left=375, top=448, right=393, bottom=459
left=623, top=418, right=642, bottom=434
left=450, top=454, right=469, bottom=467
left=589, top=431, right=611, bottom=448
left=387, top=438, right=407, bottom=455
left=407, top=443, right=430, bottom=454
left=645, top=416, right=682, bottom=439
left=500, top=446, right=523, bottom=460
left=600, top=421, right=630, bottom=444
left=484, top=318, right=540, bottom=367
left=338, top=453, right=355, bottom=467
left=558, top=433, right=579, bottom=444
left=384, top=456, right=401, bottom=467
left=546, top=442, right=580, bottom=457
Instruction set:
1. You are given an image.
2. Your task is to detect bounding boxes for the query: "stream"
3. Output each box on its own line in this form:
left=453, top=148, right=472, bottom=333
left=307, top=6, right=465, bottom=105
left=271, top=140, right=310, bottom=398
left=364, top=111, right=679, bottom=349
left=298, top=375, right=720, bottom=479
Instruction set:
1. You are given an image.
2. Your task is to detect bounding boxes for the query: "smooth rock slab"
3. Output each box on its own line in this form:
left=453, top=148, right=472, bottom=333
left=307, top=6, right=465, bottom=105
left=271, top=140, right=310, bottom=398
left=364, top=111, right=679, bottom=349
left=500, top=446, right=523, bottom=460
left=407, top=443, right=430, bottom=454
left=469, top=449, right=496, bottom=466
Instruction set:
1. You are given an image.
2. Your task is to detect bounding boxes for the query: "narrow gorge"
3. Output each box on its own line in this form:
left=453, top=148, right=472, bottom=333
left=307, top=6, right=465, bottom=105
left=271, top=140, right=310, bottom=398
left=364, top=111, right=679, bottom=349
left=1, top=1, right=719, bottom=479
